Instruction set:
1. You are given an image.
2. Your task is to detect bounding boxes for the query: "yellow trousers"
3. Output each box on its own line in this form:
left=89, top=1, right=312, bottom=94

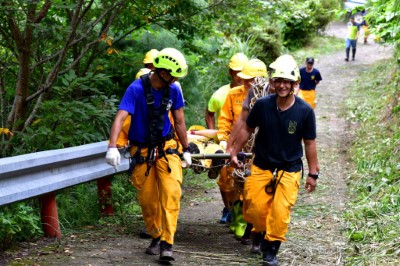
left=130, top=139, right=182, bottom=245
left=298, top=89, right=316, bottom=109
left=243, top=165, right=300, bottom=242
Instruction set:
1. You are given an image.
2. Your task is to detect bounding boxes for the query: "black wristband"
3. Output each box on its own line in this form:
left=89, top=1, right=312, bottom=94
left=308, top=172, right=319, bottom=180
left=183, top=146, right=190, bottom=153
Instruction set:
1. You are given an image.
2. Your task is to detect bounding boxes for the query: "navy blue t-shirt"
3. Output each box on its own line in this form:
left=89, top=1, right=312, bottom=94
left=118, top=78, right=184, bottom=143
left=246, top=95, right=316, bottom=172
left=299, top=67, right=322, bottom=90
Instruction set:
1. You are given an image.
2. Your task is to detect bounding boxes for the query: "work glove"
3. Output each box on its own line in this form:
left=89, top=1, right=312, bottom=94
left=183, top=151, right=192, bottom=167
left=219, top=140, right=227, bottom=150
left=105, top=147, right=121, bottom=168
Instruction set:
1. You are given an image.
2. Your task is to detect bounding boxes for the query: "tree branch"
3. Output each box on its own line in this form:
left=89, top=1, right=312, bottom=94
left=33, top=0, right=52, bottom=23
left=30, top=1, right=123, bottom=70
left=23, top=92, right=44, bottom=132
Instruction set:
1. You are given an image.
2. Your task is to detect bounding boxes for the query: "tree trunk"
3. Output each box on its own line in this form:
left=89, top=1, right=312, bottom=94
left=12, top=47, right=32, bottom=131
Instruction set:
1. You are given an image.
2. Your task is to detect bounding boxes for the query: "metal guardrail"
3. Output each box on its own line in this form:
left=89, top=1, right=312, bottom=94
left=0, top=140, right=247, bottom=237
left=0, top=141, right=129, bottom=207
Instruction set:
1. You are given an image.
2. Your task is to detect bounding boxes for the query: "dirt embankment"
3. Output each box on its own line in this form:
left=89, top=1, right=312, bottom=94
left=1, top=22, right=393, bottom=266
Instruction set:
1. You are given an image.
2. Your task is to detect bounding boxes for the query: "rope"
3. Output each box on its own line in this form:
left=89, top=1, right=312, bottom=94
left=232, top=77, right=269, bottom=194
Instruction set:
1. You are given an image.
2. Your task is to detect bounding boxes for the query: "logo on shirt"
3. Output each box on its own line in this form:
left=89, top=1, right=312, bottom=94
left=288, top=121, right=297, bottom=134
left=166, top=99, right=173, bottom=111
left=311, top=75, right=315, bottom=80
left=235, top=99, right=243, bottom=104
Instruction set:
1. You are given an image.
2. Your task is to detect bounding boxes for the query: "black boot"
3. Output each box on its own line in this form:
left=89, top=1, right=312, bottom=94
left=145, top=237, right=160, bottom=255
left=250, top=232, right=263, bottom=254
left=241, top=223, right=253, bottom=245
left=352, top=48, right=356, bottom=60
left=159, top=240, right=175, bottom=261
left=345, top=48, right=350, bottom=61
left=261, top=240, right=281, bottom=266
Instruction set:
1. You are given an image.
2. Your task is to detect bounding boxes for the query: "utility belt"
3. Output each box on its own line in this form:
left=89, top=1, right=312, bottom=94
left=129, top=127, right=175, bottom=147
left=261, top=159, right=304, bottom=197
left=127, top=128, right=180, bottom=176
left=257, top=159, right=303, bottom=173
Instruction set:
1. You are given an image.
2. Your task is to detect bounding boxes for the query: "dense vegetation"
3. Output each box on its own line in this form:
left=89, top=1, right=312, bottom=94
left=344, top=59, right=400, bottom=265
left=0, top=0, right=339, bottom=157
left=0, top=0, right=340, bottom=250
left=1, top=1, right=400, bottom=263
left=342, top=1, right=400, bottom=263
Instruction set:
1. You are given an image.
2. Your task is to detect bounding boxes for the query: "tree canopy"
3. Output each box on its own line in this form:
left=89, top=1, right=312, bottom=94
left=0, top=0, right=339, bottom=157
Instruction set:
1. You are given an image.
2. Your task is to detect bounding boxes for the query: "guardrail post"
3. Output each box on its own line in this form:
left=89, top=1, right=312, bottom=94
left=97, top=176, right=114, bottom=216
left=38, top=192, right=62, bottom=238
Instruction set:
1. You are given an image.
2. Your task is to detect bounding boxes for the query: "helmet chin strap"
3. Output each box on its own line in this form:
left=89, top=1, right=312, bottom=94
left=289, top=83, right=294, bottom=95
left=155, top=69, right=174, bottom=87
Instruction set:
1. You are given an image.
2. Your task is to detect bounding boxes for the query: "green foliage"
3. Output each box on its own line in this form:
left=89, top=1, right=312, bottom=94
left=0, top=203, right=42, bottom=251
left=57, top=174, right=141, bottom=233
left=109, top=174, right=142, bottom=231
left=277, top=0, right=341, bottom=49
left=0, top=0, right=342, bottom=251
left=8, top=71, right=118, bottom=155
left=366, top=0, right=400, bottom=52
left=57, top=184, right=101, bottom=230
left=245, top=23, right=282, bottom=65
left=344, top=59, right=400, bottom=264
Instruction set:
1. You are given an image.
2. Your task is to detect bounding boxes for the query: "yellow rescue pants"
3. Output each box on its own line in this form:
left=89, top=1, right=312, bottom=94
left=243, top=165, right=300, bottom=242
left=218, top=165, right=242, bottom=203
left=130, top=139, right=182, bottom=245
left=298, top=89, right=316, bottom=109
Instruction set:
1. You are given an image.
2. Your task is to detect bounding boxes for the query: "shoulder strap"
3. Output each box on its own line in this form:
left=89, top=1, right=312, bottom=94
left=140, top=73, right=171, bottom=146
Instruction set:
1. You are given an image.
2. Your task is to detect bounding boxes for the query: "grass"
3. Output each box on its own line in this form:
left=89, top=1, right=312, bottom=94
left=343, top=58, right=400, bottom=265
left=291, top=34, right=344, bottom=63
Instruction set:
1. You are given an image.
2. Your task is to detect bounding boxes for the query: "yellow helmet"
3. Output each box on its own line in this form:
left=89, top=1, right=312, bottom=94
left=153, top=48, right=188, bottom=78
left=135, top=68, right=151, bottom=79
left=229, top=53, right=249, bottom=71
left=270, top=55, right=300, bottom=82
left=237, top=59, right=267, bottom=80
left=143, top=49, right=159, bottom=64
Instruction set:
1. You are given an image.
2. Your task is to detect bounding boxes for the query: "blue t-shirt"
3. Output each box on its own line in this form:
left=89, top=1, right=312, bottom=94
left=246, top=95, right=316, bottom=172
left=118, top=79, right=184, bottom=143
left=299, top=67, right=322, bottom=90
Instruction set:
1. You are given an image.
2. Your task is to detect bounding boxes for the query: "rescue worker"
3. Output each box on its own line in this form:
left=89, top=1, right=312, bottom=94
left=227, top=54, right=300, bottom=153
left=226, top=55, right=300, bottom=254
left=135, top=67, right=151, bottom=80
left=297, top=57, right=322, bottom=109
left=206, top=53, right=248, bottom=129
left=105, top=48, right=191, bottom=262
left=135, top=49, right=157, bottom=81
left=205, top=52, right=249, bottom=223
left=230, top=56, right=320, bottom=266
left=218, top=59, right=267, bottom=240
left=143, top=49, right=159, bottom=69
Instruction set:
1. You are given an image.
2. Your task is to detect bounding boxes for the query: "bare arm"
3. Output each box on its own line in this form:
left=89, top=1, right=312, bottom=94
left=172, top=108, right=189, bottom=149
left=303, top=138, right=320, bottom=192
left=109, top=110, right=129, bottom=147
left=227, top=109, right=249, bottom=153
left=230, top=124, right=254, bottom=168
left=205, top=109, right=216, bottom=129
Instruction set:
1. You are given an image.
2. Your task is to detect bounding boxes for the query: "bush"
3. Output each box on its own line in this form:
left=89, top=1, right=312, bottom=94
left=0, top=203, right=42, bottom=251
left=279, top=0, right=341, bottom=49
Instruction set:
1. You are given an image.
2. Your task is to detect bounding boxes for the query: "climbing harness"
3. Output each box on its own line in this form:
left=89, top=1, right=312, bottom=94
left=125, top=73, right=179, bottom=176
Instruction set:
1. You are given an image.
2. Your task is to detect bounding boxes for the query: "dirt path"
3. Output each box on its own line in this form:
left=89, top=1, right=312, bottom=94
left=2, top=22, right=393, bottom=266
